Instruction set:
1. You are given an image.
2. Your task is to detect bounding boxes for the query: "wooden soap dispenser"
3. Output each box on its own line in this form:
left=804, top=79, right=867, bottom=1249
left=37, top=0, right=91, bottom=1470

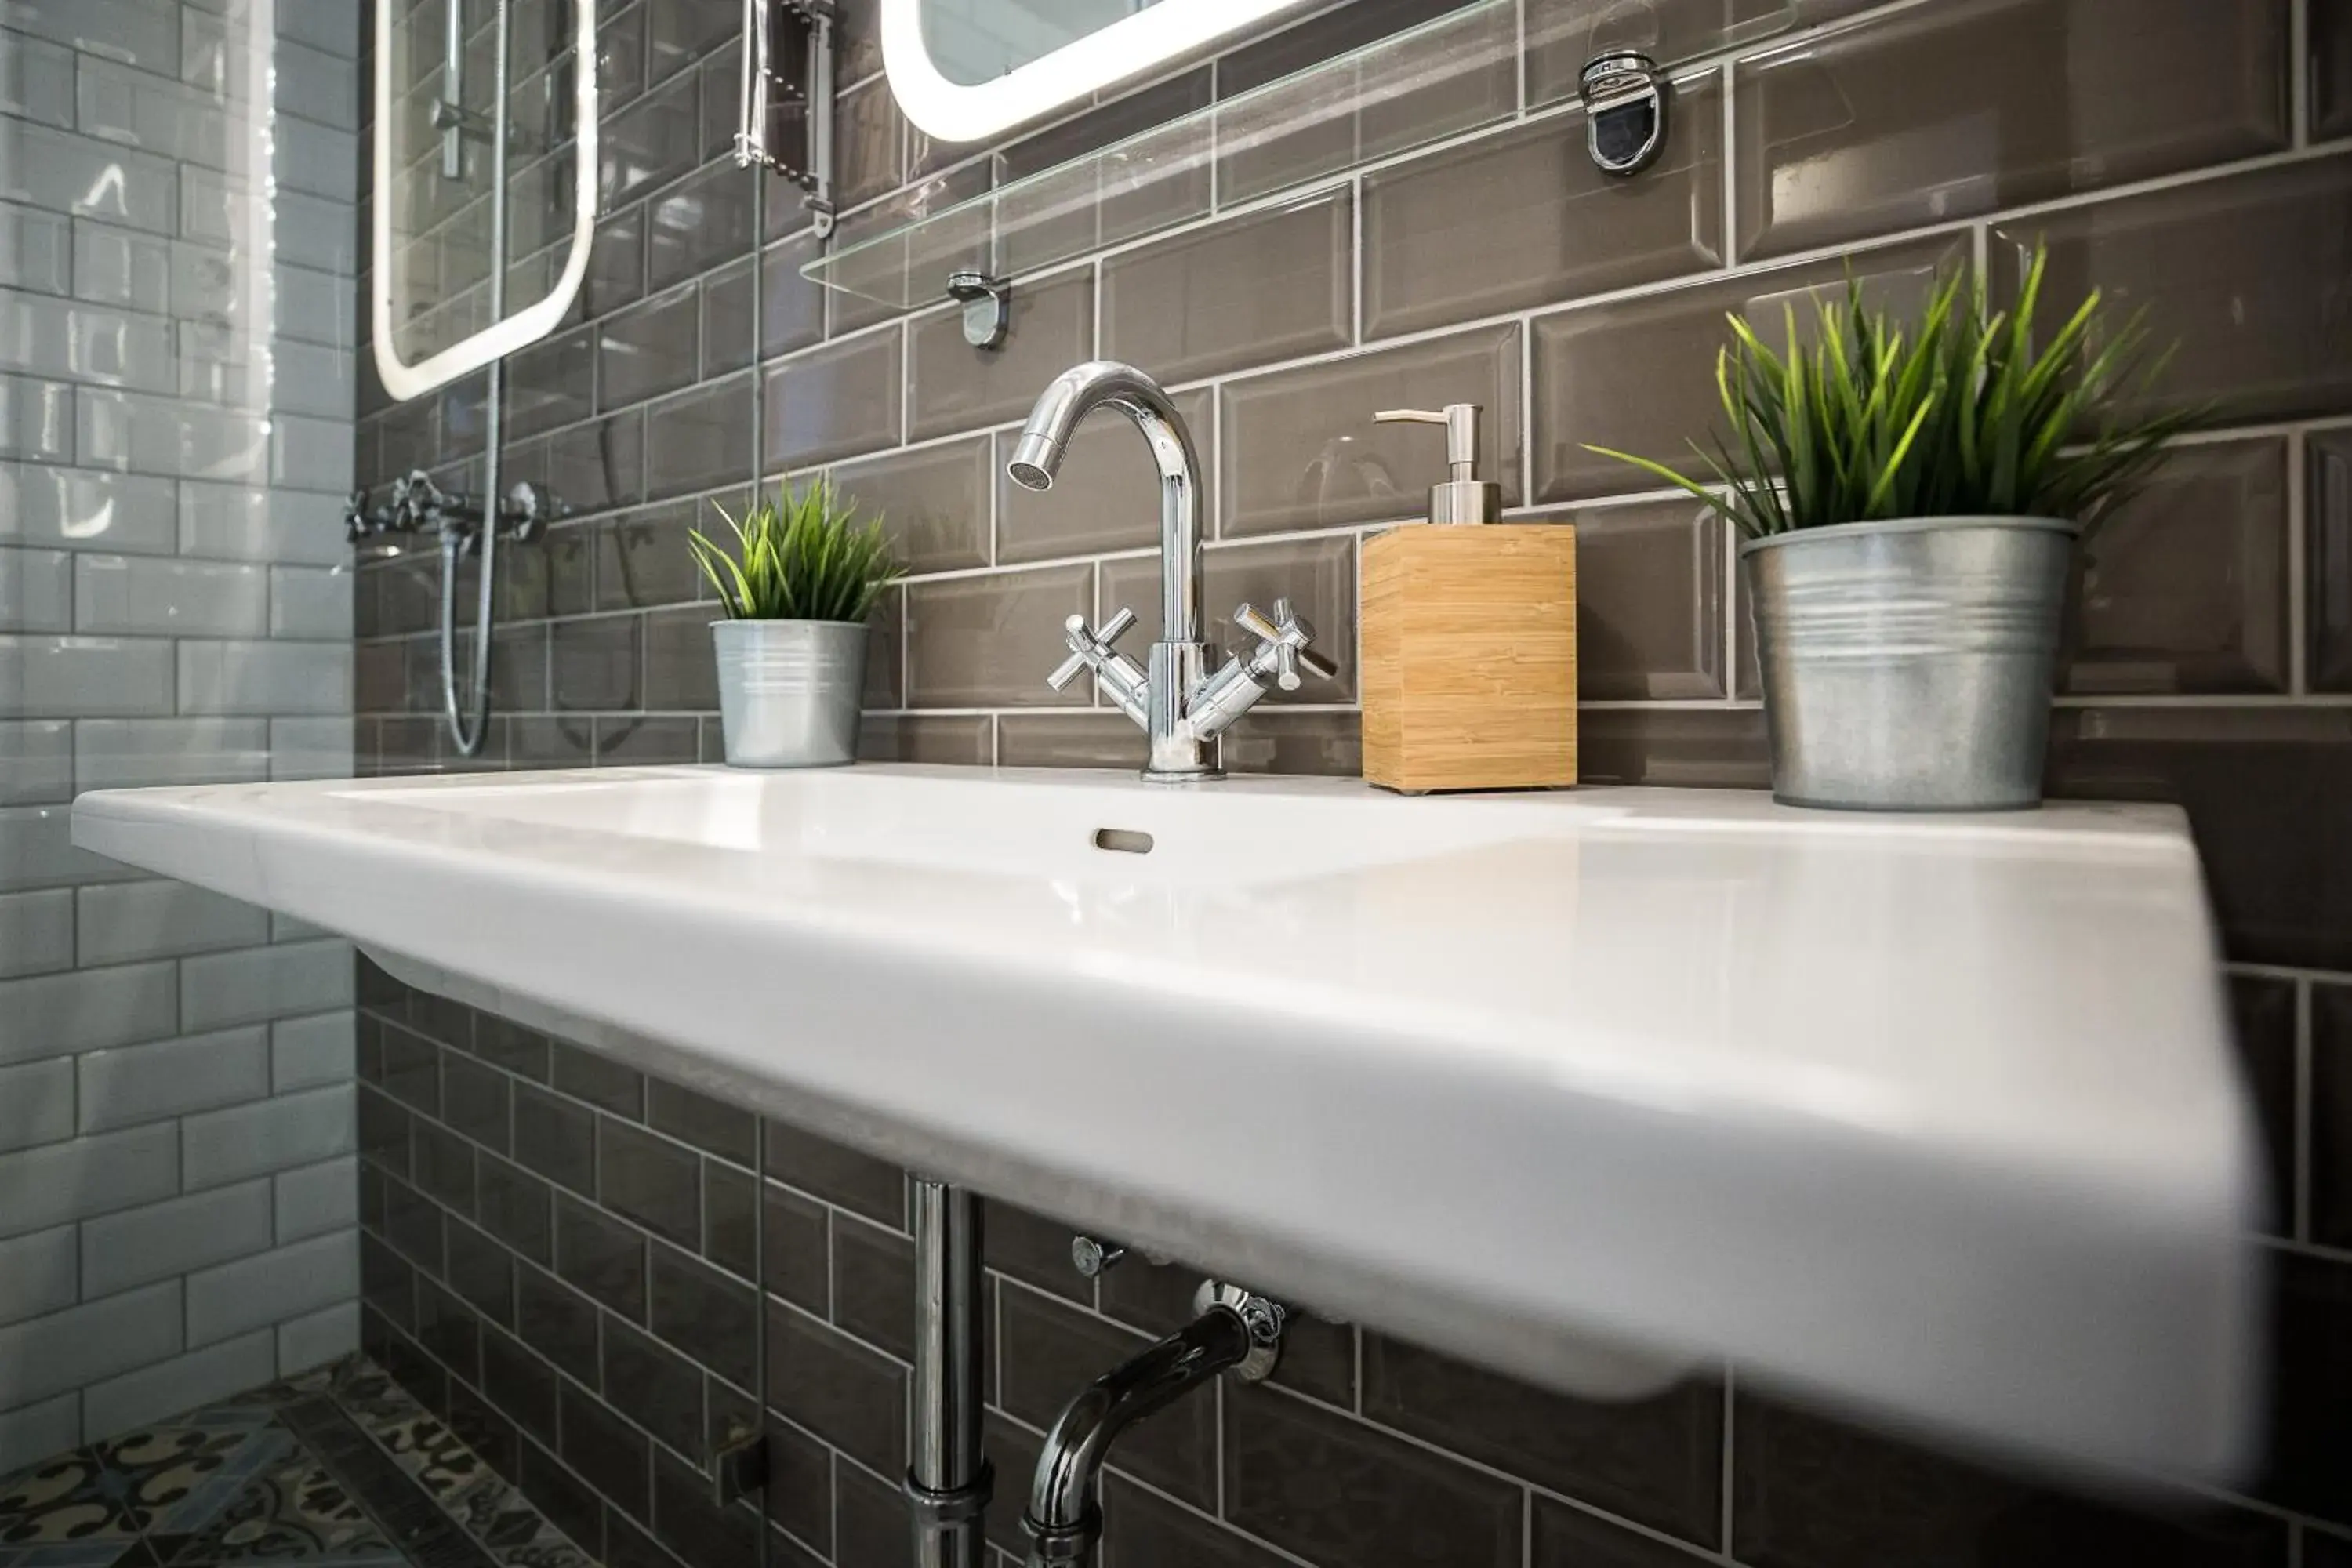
left=1359, top=402, right=1577, bottom=793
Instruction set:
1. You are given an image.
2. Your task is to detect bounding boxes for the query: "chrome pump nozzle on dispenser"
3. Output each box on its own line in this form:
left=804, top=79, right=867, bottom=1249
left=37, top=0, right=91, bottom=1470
left=1374, top=403, right=1502, bottom=525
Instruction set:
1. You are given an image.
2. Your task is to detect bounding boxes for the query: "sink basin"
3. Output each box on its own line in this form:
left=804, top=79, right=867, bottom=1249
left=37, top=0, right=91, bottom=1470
left=72, top=764, right=2263, bottom=1484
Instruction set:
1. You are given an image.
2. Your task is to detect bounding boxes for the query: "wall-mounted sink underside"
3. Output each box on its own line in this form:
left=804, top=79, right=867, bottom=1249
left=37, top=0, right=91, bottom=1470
left=73, top=764, right=2263, bottom=1486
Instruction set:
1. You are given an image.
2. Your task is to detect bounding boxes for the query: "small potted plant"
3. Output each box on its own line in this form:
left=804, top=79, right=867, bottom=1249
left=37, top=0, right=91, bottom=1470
left=1589, top=246, right=2187, bottom=811
left=690, top=478, right=899, bottom=768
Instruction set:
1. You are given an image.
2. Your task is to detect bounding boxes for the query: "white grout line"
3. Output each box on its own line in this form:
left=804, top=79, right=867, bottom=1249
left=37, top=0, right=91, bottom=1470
left=2290, top=429, right=2310, bottom=695
left=2293, top=0, right=2314, bottom=147
left=1719, top=59, right=1738, bottom=265
left=2296, top=978, right=2315, bottom=1243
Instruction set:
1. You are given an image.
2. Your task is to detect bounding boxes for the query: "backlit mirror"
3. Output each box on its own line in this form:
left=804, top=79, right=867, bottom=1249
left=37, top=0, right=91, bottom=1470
left=370, top=0, right=598, bottom=402
left=883, top=0, right=1321, bottom=143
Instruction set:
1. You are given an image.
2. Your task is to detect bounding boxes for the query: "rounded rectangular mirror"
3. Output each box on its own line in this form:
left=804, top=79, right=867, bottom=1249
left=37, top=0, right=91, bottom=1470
left=883, top=0, right=1322, bottom=143
left=371, top=0, right=598, bottom=402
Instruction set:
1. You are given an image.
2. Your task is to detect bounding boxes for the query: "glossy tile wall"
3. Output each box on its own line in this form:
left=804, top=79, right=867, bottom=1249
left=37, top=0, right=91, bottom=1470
left=0, top=0, right=362, bottom=1472
left=350, top=1, right=2352, bottom=1565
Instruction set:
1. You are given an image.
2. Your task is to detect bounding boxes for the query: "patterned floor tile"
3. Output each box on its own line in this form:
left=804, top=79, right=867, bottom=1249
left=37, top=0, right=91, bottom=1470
left=1, top=1359, right=586, bottom=1568
left=156, top=1448, right=397, bottom=1568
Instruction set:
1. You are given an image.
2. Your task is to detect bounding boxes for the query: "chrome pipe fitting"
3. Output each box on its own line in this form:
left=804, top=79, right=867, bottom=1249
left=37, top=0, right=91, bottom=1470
left=1022, top=1281, right=1285, bottom=1568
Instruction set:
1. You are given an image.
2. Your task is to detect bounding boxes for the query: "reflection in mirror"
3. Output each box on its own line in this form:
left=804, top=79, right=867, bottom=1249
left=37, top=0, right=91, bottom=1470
left=920, top=0, right=1161, bottom=85
left=372, top=0, right=597, bottom=402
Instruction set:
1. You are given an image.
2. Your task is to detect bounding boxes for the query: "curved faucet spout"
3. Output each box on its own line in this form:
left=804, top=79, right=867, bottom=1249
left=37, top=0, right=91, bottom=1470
left=1007, top=360, right=1204, bottom=647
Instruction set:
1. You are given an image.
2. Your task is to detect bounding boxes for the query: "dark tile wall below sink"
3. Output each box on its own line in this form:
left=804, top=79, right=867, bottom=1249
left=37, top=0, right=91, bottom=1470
left=352, top=0, right=2352, bottom=1564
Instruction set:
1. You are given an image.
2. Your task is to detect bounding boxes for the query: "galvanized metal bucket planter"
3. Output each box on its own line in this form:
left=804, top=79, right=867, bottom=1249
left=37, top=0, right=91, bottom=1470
left=711, top=619, right=869, bottom=768
left=1741, top=516, right=2077, bottom=812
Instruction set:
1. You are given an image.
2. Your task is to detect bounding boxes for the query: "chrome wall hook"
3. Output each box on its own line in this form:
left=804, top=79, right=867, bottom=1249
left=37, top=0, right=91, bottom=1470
left=1579, top=50, right=1671, bottom=176
left=949, top=270, right=1012, bottom=350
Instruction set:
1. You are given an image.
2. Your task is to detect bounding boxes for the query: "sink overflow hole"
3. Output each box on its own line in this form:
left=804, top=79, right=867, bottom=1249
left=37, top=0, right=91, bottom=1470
left=1093, top=828, right=1155, bottom=855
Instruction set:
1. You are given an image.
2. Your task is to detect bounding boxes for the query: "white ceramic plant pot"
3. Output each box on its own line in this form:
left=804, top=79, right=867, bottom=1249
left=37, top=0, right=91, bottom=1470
left=711, top=619, right=869, bottom=768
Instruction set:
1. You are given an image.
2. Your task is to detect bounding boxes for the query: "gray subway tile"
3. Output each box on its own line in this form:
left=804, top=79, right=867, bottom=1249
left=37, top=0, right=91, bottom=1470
left=1530, top=238, right=1961, bottom=503
left=82, top=1329, right=275, bottom=1444
left=764, top=328, right=902, bottom=470
left=269, top=566, right=352, bottom=640
left=0, top=1394, right=78, bottom=1479
left=0, top=1279, right=183, bottom=1414
left=186, top=1229, right=358, bottom=1347
left=1, top=29, right=74, bottom=128
left=0, top=802, right=140, bottom=892
left=272, top=1011, right=357, bottom=1094
left=72, top=222, right=169, bottom=314
left=75, top=718, right=270, bottom=791
left=0, top=1225, right=78, bottom=1328
left=0, top=888, right=72, bottom=980
left=74, top=555, right=269, bottom=637
left=0, top=719, right=73, bottom=806
left=644, top=375, right=754, bottom=501
left=1224, top=1381, right=1523, bottom=1568
left=2317, top=433, right=2352, bottom=692
left=1, top=373, right=72, bottom=462
left=78, top=1025, right=270, bottom=1131
left=833, top=437, right=991, bottom=574
left=0, top=546, right=71, bottom=633
left=0, top=960, right=179, bottom=1066
left=1363, top=1334, right=1722, bottom=1545
left=274, top=1153, right=359, bottom=1247
left=75, top=880, right=269, bottom=965
left=1992, top=151, right=2352, bottom=428
left=908, top=270, right=1093, bottom=443
left=181, top=937, right=354, bottom=1031
left=0, top=1056, right=73, bottom=1152
left=1534, top=499, right=1726, bottom=700
left=1105, top=187, right=1354, bottom=382
left=1365, top=77, right=1721, bottom=339
left=181, top=1082, right=355, bottom=1189
left=1735, top=0, right=2288, bottom=260
left=1222, top=323, right=1522, bottom=536
left=78, top=1179, right=274, bottom=1298
left=277, top=1300, right=361, bottom=1375
left=0, top=203, right=71, bottom=296
left=904, top=564, right=1093, bottom=709
left=0, top=1121, right=179, bottom=1239
left=0, top=635, right=175, bottom=717
left=2063, top=438, right=2289, bottom=695
left=0, top=122, right=178, bottom=234
left=601, top=284, right=701, bottom=410
left=180, top=484, right=350, bottom=566
left=176, top=637, right=353, bottom=715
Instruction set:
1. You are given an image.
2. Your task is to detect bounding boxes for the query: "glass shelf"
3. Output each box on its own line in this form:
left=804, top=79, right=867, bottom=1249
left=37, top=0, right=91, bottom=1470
left=801, top=0, right=1796, bottom=308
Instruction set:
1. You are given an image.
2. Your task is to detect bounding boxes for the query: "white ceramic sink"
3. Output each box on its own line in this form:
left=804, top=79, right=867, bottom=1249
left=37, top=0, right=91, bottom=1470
left=73, top=764, right=2263, bottom=1484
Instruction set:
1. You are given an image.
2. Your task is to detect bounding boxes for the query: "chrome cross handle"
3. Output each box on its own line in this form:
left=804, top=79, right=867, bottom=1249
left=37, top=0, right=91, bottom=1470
left=1233, top=599, right=1338, bottom=692
left=1047, top=607, right=1137, bottom=691
left=1047, top=607, right=1150, bottom=724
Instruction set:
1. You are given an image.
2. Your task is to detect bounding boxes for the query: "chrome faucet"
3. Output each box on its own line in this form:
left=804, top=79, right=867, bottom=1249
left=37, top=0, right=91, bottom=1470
left=1008, top=361, right=1337, bottom=782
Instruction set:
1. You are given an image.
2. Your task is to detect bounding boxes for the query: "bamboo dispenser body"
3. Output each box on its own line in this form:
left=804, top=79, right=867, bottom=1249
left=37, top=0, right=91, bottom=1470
left=1359, top=524, right=1578, bottom=793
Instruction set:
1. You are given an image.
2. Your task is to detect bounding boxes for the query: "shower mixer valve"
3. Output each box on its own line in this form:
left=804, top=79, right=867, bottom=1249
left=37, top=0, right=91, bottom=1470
left=343, top=469, right=559, bottom=553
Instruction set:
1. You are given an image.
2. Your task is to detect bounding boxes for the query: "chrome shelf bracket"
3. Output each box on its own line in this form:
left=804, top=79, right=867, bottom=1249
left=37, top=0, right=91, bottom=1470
left=1579, top=50, right=1671, bottom=176
left=948, top=270, right=1012, bottom=350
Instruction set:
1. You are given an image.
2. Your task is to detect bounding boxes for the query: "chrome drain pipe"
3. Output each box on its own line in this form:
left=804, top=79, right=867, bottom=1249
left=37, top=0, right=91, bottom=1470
left=909, top=1181, right=991, bottom=1568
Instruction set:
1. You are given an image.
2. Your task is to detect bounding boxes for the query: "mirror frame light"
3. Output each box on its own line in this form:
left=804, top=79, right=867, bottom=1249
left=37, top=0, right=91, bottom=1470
left=370, top=1, right=599, bottom=403
left=880, top=0, right=1323, bottom=145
